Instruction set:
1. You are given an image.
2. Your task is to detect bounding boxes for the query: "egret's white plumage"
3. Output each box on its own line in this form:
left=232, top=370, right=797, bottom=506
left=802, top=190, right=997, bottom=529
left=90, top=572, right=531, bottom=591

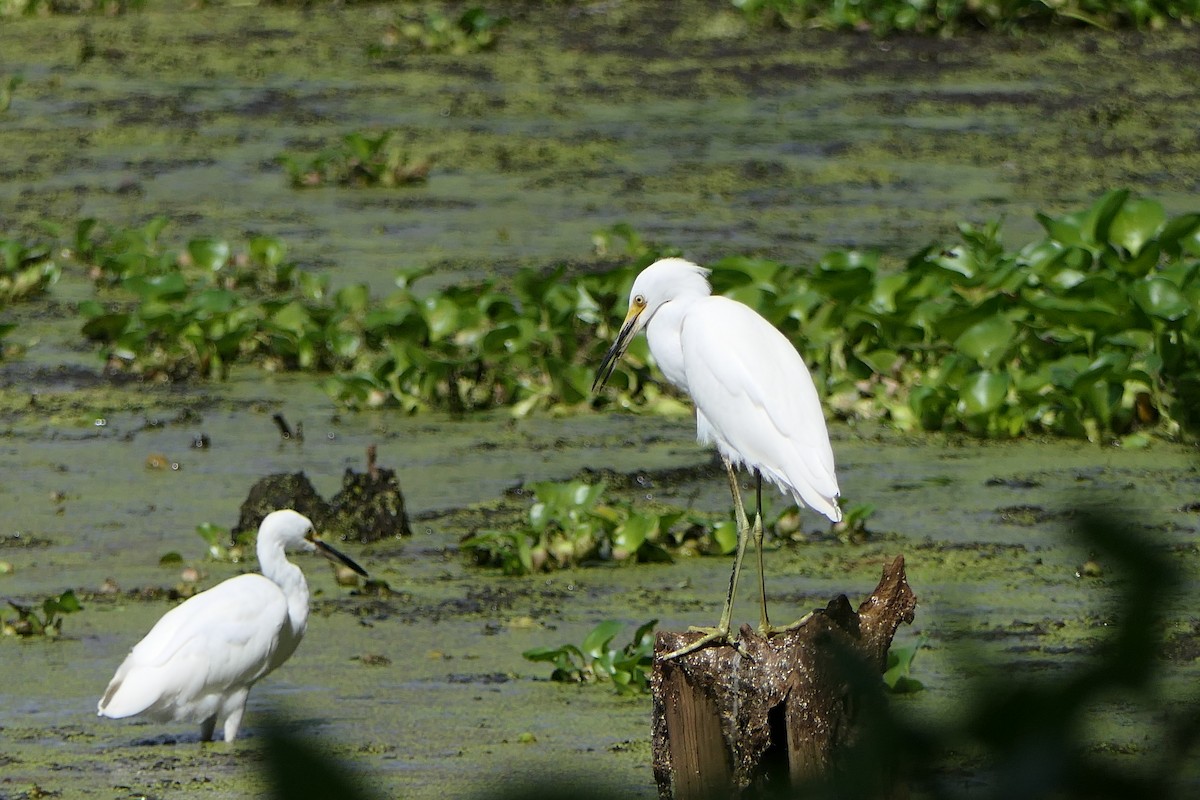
left=594, top=257, right=841, bottom=656
left=97, top=509, right=367, bottom=742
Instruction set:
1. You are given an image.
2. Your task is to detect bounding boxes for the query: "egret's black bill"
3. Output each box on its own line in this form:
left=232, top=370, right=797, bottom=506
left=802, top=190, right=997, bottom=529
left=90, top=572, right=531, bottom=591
left=314, top=539, right=369, bottom=577
left=592, top=317, right=638, bottom=393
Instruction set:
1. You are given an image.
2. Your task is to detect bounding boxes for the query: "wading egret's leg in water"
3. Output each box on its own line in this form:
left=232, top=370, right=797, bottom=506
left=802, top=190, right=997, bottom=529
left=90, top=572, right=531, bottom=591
left=97, top=509, right=368, bottom=742
left=593, top=258, right=841, bottom=659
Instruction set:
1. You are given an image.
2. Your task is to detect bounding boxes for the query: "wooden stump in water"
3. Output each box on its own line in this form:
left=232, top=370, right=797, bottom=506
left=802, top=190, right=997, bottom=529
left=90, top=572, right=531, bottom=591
left=328, top=444, right=413, bottom=543
left=651, top=555, right=916, bottom=799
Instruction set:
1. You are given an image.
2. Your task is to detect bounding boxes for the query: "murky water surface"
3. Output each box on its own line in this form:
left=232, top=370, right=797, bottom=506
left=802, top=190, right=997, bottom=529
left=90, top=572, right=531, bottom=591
left=2, top=4, right=1199, bottom=797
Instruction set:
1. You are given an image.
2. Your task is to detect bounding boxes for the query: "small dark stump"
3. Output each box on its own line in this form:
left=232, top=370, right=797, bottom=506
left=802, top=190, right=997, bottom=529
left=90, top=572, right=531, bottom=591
left=234, top=472, right=332, bottom=541
left=651, top=555, right=916, bottom=800
left=232, top=447, right=412, bottom=545
left=328, top=446, right=412, bottom=544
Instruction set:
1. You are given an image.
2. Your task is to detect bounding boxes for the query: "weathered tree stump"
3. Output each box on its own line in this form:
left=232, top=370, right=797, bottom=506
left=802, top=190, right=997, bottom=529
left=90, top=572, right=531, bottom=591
left=234, top=472, right=332, bottom=540
left=651, top=556, right=916, bottom=799
left=328, top=445, right=413, bottom=543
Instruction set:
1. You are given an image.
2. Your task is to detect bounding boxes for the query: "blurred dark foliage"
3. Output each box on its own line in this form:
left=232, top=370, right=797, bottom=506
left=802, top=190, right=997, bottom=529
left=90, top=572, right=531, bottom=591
left=791, top=507, right=1200, bottom=800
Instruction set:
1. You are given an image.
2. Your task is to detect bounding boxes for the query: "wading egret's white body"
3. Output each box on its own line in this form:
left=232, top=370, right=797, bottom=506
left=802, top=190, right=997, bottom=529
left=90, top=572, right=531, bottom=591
left=594, top=258, right=841, bottom=657
left=97, top=509, right=367, bottom=742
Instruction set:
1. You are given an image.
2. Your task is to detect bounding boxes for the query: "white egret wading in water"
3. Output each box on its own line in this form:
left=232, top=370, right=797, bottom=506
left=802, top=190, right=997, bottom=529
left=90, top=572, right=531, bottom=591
left=97, top=509, right=368, bottom=742
left=593, top=258, right=841, bottom=659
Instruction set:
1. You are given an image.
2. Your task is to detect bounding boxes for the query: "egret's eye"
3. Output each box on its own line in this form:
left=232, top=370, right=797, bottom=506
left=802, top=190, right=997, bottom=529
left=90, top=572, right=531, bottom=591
left=634, top=294, right=646, bottom=307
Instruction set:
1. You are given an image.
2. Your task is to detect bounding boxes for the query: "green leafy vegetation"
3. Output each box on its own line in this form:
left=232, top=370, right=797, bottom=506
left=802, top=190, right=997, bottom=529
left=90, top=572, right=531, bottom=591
left=797, top=190, right=1200, bottom=440
left=462, top=480, right=735, bottom=575
left=71, top=218, right=349, bottom=379
left=323, top=192, right=1200, bottom=440
left=3, top=590, right=82, bottom=637
left=277, top=132, right=432, bottom=189
left=0, top=233, right=60, bottom=303
left=195, top=522, right=252, bottom=562
left=0, top=74, right=21, bottom=113
left=370, top=6, right=506, bottom=57
left=0, top=231, right=61, bottom=356
left=20, top=191, right=1200, bottom=442
left=522, top=619, right=657, bottom=695
left=733, top=0, right=1200, bottom=33
left=322, top=262, right=628, bottom=413
left=882, top=635, right=926, bottom=693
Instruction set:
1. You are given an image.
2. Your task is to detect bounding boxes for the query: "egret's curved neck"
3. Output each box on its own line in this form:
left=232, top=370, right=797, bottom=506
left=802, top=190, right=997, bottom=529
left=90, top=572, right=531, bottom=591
left=646, top=295, right=700, bottom=392
left=258, top=543, right=311, bottom=635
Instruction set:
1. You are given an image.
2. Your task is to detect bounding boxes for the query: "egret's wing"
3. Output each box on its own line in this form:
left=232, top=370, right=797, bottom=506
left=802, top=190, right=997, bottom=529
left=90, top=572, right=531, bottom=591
left=98, top=574, right=288, bottom=720
left=682, top=296, right=841, bottom=521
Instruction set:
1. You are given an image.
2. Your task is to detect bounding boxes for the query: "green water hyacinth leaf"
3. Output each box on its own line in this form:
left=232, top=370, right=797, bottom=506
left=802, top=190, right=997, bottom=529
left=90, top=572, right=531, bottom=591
left=523, top=619, right=655, bottom=695
left=959, top=371, right=1009, bottom=416
left=1072, top=351, right=1129, bottom=391
left=249, top=235, right=285, bottom=269
left=1157, top=213, right=1200, bottom=257
left=422, top=295, right=459, bottom=342
left=582, top=620, right=624, bottom=660
left=79, top=306, right=130, bottom=340
left=953, top=314, right=1015, bottom=369
left=1108, top=197, right=1165, bottom=256
left=193, top=288, right=238, bottom=314
left=613, top=512, right=655, bottom=556
left=712, top=520, right=738, bottom=554
left=1088, top=189, right=1133, bottom=247
left=271, top=301, right=314, bottom=335
left=1131, top=278, right=1189, bottom=321
left=125, top=272, right=189, bottom=301
left=187, top=237, right=231, bottom=271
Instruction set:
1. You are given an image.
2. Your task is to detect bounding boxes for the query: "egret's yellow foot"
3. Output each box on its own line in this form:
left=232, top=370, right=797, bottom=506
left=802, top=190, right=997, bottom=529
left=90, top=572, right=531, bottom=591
left=661, top=626, right=726, bottom=660
left=662, top=624, right=758, bottom=660
left=758, top=610, right=814, bottom=637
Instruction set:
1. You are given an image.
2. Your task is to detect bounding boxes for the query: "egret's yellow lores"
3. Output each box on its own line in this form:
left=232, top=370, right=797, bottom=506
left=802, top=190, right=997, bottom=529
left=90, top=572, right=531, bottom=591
left=98, top=509, right=368, bottom=742
left=594, top=258, right=841, bottom=658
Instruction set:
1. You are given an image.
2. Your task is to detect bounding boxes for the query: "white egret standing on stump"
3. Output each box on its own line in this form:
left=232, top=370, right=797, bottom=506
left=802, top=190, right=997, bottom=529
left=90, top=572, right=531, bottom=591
left=593, top=258, right=841, bottom=658
left=97, top=509, right=368, bottom=742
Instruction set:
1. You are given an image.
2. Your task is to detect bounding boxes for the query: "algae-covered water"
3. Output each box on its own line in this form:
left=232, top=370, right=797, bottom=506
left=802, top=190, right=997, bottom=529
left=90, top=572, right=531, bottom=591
left=2, top=2, right=1199, bottom=797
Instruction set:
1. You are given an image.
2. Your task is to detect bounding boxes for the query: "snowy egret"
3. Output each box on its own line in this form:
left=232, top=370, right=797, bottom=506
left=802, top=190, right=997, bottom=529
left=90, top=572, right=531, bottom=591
left=97, top=509, right=368, bottom=742
left=593, top=258, right=841, bottom=658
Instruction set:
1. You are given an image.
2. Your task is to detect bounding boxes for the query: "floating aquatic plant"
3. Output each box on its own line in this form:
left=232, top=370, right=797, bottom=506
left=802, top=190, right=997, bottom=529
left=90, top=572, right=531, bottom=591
left=277, top=131, right=432, bottom=189
left=57, top=192, right=1200, bottom=441
left=522, top=619, right=657, bottom=696
left=3, top=590, right=82, bottom=637
left=461, top=480, right=736, bottom=576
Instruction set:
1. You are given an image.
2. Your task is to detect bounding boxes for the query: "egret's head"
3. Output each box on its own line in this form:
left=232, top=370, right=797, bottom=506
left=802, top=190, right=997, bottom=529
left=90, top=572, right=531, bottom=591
left=261, top=509, right=316, bottom=550
left=259, top=509, right=369, bottom=577
left=592, top=258, right=711, bottom=393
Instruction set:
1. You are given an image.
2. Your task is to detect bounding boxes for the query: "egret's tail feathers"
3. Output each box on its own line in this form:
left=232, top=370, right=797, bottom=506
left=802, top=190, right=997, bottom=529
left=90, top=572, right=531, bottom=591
left=98, top=677, right=133, bottom=718
left=804, top=490, right=843, bottom=524
left=759, top=463, right=842, bottom=524
left=97, top=672, right=159, bottom=719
